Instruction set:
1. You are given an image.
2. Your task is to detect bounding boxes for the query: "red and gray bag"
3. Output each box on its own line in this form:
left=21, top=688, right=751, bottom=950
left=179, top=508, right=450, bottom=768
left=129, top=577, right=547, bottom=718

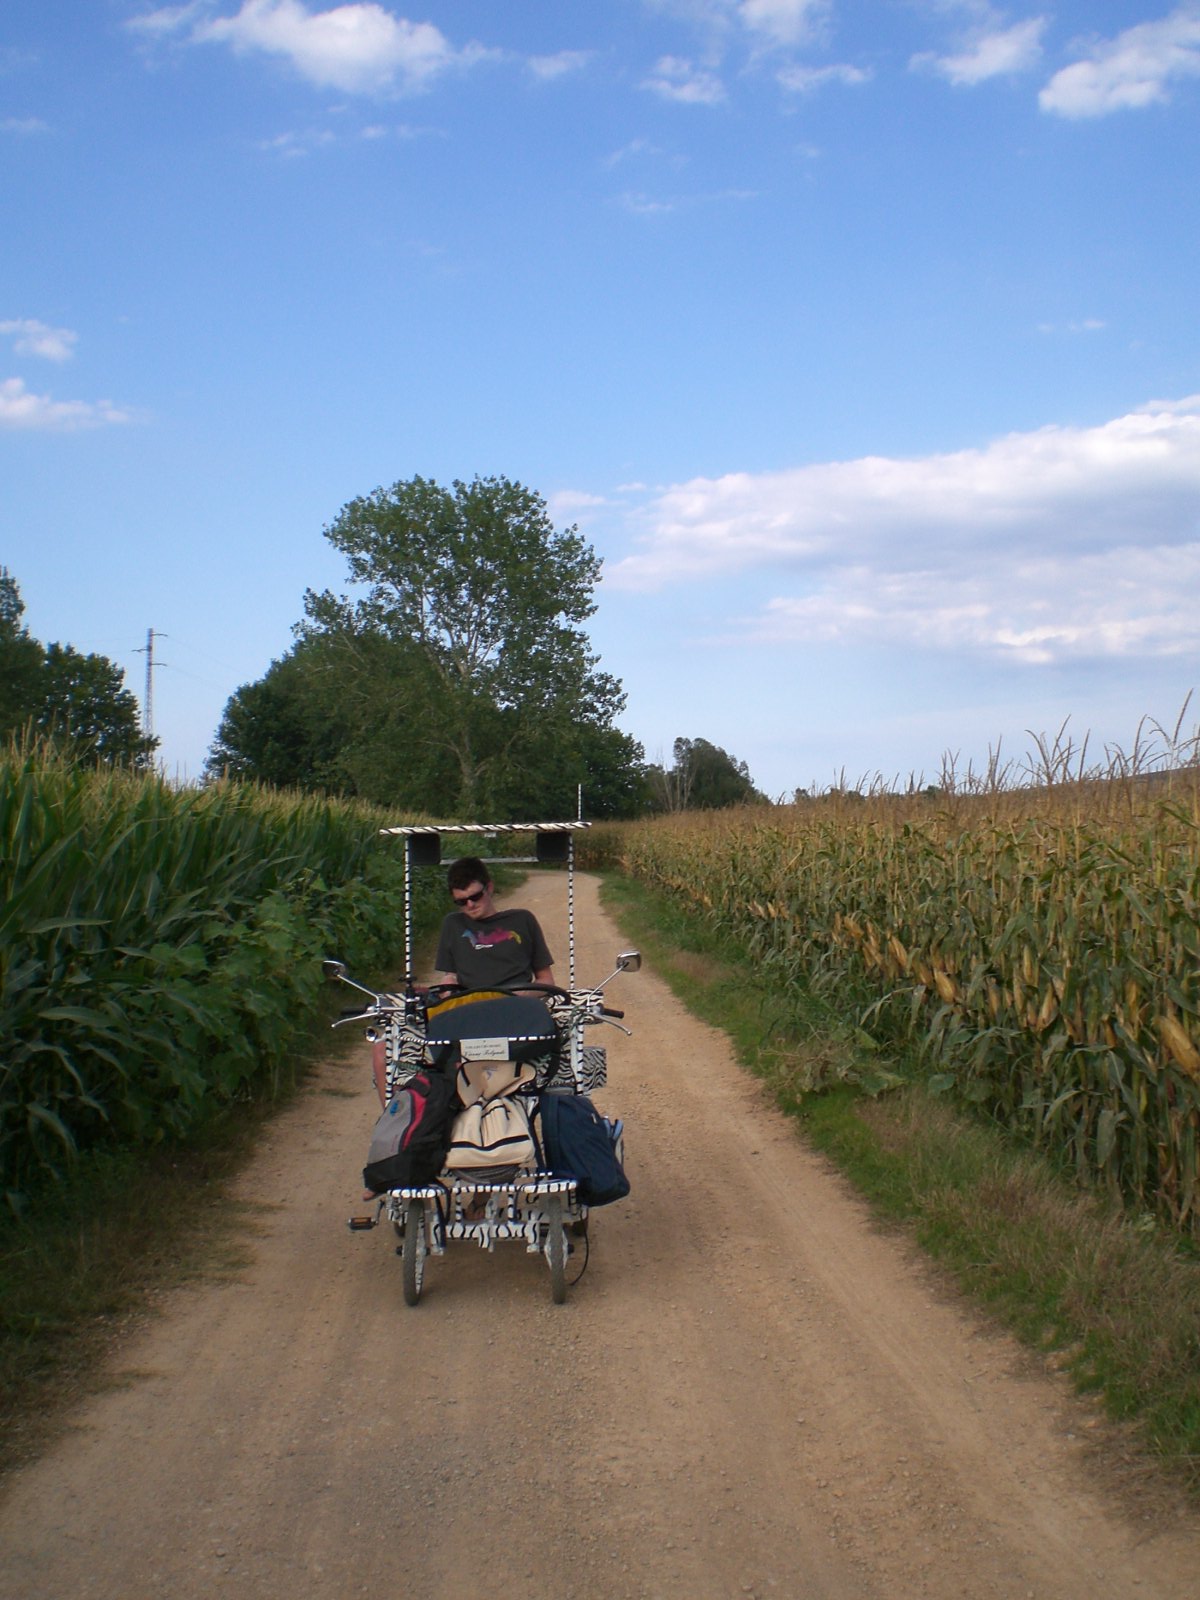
left=363, top=1066, right=459, bottom=1193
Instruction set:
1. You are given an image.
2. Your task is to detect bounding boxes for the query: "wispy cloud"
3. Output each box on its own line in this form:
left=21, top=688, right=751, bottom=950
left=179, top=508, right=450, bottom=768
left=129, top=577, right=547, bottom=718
left=1037, top=317, right=1107, bottom=336
left=614, top=185, right=755, bottom=215
left=129, top=1, right=489, bottom=95
left=912, top=16, right=1047, bottom=86
left=777, top=61, right=871, bottom=92
left=1040, top=5, right=1200, bottom=118
left=256, top=117, right=429, bottom=152
left=1, top=116, right=50, bottom=135
left=642, top=54, right=727, bottom=104
left=547, top=489, right=610, bottom=521
left=640, top=2, right=866, bottom=103
left=0, top=318, right=77, bottom=361
left=608, top=398, right=1200, bottom=665
left=749, top=543, right=1200, bottom=665
left=257, top=125, right=336, bottom=154
left=0, top=377, right=131, bottom=431
left=604, top=136, right=668, bottom=169
left=615, top=191, right=680, bottom=215
left=528, top=50, right=592, bottom=82
left=128, top=1, right=213, bottom=36
left=739, top=0, right=829, bottom=49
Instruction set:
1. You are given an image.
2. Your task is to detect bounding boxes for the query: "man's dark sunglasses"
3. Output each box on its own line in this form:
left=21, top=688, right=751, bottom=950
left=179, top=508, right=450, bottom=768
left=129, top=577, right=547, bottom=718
left=452, top=887, right=487, bottom=907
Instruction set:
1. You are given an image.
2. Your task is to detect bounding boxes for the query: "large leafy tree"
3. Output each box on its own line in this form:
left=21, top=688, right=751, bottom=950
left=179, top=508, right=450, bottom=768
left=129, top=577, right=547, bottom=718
left=0, top=568, right=155, bottom=768
left=292, top=474, right=642, bottom=817
left=207, top=629, right=455, bottom=804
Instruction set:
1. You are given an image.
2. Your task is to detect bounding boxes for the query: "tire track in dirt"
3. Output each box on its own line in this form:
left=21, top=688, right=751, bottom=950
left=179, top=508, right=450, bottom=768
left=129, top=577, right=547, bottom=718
left=2, top=872, right=1197, bottom=1598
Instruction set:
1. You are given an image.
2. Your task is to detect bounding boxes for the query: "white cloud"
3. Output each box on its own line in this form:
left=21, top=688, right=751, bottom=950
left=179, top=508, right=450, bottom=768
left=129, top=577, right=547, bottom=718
left=912, top=16, right=1046, bottom=85
left=547, top=489, right=609, bottom=520
left=0, top=318, right=77, bottom=361
left=0, top=377, right=131, bottom=431
left=528, top=50, right=592, bottom=82
left=1, top=116, right=50, bottom=135
left=604, top=137, right=663, bottom=168
left=778, top=61, right=871, bottom=92
left=615, top=184, right=755, bottom=215
left=642, top=54, right=727, bottom=103
left=127, top=1, right=213, bottom=36
left=738, top=0, right=828, bottom=48
left=616, top=191, right=679, bottom=215
left=646, top=0, right=827, bottom=48
left=608, top=399, right=1200, bottom=665
left=257, top=125, right=336, bottom=154
left=131, top=1, right=481, bottom=95
left=751, top=544, right=1200, bottom=665
left=1040, top=5, right=1200, bottom=118
left=1037, top=317, right=1107, bottom=335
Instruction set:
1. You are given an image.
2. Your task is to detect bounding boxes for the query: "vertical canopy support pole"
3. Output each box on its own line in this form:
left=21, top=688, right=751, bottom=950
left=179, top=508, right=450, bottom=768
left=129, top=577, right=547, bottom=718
left=567, top=830, right=577, bottom=989
left=403, top=834, right=413, bottom=981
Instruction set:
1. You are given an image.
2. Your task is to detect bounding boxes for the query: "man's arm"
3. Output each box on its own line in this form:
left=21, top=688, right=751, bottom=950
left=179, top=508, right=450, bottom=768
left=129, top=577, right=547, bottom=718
left=371, top=1038, right=389, bottom=1108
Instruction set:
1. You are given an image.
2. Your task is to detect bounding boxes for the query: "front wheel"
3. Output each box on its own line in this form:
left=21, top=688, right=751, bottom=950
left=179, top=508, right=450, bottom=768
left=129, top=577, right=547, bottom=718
left=402, top=1199, right=426, bottom=1306
left=546, top=1194, right=566, bottom=1305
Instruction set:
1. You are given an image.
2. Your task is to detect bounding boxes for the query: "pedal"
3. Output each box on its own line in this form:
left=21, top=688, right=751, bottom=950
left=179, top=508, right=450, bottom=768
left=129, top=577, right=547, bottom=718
left=347, top=1213, right=378, bottom=1231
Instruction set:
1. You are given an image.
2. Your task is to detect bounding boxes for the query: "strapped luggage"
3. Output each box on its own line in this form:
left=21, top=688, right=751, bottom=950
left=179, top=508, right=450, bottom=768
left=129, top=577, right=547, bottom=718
left=363, top=1065, right=458, bottom=1193
left=445, top=1082, right=536, bottom=1174
left=537, top=1092, right=630, bottom=1207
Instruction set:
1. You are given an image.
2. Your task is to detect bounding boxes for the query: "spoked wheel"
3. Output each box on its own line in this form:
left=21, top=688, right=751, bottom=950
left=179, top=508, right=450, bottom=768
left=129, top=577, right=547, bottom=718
left=401, top=1198, right=426, bottom=1306
left=545, top=1193, right=567, bottom=1305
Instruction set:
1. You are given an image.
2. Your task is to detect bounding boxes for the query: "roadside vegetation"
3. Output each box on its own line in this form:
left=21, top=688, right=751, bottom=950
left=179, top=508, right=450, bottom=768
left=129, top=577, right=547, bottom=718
left=0, top=743, right=445, bottom=1471
left=588, top=765, right=1200, bottom=1235
left=594, top=794, right=1200, bottom=1491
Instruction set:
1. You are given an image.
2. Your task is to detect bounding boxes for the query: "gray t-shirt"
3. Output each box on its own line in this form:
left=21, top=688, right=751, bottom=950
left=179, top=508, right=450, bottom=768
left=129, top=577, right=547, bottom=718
left=434, top=908, right=554, bottom=990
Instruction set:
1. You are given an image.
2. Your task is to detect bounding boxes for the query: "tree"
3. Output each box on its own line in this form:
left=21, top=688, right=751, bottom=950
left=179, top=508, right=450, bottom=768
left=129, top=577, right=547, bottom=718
left=1, top=568, right=44, bottom=735
left=650, top=736, right=765, bottom=811
left=208, top=638, right=358, bottom=790
left=206, top=629, right=456, bottom=803
left=34, top=643, right=152, bottom=765
left=0, top=569, right=155, bottom=768
left=298, top=474, right=631, bottom=816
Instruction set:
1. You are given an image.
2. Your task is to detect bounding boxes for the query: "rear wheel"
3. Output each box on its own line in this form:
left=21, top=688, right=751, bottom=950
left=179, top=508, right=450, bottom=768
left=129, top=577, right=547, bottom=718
left=402, top=1199, right=426, bottom=1306
left=546, top=1194, right=566, bottom=1304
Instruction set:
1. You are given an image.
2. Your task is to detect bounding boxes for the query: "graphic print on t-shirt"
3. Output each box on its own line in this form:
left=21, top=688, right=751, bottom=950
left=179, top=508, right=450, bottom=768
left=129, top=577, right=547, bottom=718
left=460, top=927, right=525, bottom=952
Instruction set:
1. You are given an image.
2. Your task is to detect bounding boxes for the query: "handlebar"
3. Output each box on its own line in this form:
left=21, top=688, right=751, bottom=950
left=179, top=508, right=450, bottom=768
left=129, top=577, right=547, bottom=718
left=426, top=980, right=575, bottom=1002
left=325, top=957, right=639, bottom=1036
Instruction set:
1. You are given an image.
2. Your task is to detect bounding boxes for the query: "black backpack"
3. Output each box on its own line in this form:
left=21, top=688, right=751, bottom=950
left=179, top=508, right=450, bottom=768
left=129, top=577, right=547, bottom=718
left=363, top=1065, right=459, bottom=1193
left=537, top=1092, right=630, bottom=1207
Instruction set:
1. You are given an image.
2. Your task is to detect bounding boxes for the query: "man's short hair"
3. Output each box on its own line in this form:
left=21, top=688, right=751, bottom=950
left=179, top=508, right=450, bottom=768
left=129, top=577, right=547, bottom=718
left=447, top=855, right=491, bottom=894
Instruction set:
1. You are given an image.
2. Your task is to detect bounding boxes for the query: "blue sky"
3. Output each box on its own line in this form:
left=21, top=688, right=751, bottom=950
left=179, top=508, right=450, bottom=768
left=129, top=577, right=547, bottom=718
left=4, top=1, right=1199, bottom=798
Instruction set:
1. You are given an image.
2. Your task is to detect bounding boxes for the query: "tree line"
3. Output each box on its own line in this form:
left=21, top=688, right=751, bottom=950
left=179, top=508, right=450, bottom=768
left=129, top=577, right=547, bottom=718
left=207, top=475, right=766, bottom=819
left=0, top=569, right=155, bottom=768
left=4, top=478, right=766, bottom=815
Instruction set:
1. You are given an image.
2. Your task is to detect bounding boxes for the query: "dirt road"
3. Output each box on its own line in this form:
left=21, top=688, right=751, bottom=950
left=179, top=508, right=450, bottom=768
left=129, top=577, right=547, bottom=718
left=3, top=872, right=1198, bottom=1599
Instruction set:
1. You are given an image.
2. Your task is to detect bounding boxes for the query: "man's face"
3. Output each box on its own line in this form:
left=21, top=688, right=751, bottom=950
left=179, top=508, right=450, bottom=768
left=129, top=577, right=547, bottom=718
left=451, top=879, right=495, bottom=920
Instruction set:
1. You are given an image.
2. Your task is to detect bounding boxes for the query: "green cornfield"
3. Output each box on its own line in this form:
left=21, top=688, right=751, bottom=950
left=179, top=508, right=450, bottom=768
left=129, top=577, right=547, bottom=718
left=592, top=779, right=1200, bottom=1232
left=1, top=744, right=438, bottom=1196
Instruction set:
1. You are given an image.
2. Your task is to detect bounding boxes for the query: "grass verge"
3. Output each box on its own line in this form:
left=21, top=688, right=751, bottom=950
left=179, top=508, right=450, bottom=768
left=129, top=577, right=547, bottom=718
left=601, top=871, right=1200, bottom=1494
